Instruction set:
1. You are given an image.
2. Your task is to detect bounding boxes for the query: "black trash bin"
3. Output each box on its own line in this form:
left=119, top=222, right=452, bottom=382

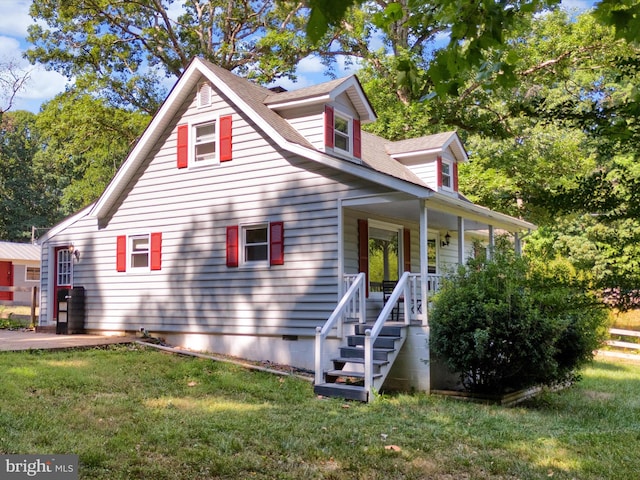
left=56, top=286, right=85, bottom=334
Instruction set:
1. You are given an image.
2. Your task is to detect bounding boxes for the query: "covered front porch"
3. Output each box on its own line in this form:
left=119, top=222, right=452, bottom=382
left=314, top=192, right=535, bottom=401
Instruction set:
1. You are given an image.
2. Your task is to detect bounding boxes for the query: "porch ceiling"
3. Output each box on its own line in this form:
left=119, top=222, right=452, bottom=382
left=350, top=200, right=490, bottom=232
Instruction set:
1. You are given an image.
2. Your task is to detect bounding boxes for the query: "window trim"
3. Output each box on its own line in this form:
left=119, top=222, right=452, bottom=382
left=333, top=111, right=353, bottom=156
left=128, top=233, right=151, bottom=272
left=440, top=159, right=454, bottom=192
left=187, top=113, right=222, bottom=169
left=240, top=223, right=270, bottom=268
left=25, top=266, right=40, bottom=282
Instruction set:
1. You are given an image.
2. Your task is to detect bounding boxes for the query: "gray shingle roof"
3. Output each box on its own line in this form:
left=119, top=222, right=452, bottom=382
left=199, top=60, right=451, bottom=189
left=360, top=132, right=429, bottom=187
left=264, top=77, right=353, bottom=105
left=200, top=59, right=315, bottom=150
left=385, top=131, right=458, bottom=155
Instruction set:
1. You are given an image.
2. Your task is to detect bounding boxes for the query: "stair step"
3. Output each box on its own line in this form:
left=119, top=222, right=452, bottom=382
left=354, top=324, right=404, bottom=337
left=347, top=335, right=399, bottom=349
left=332, top=357, right=388, bottom=368
left=314, top=383, right=368, bottom=402
left=326, top=369, right=382, bottom=379
left=340, top=346, right=394, bottom=361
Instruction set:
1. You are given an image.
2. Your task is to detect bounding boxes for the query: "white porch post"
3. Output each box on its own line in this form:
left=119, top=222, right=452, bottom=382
left=419, top=199, right=429, bottom=326
left=457, top=216, right=465, bottom=264
left=515, top=232, right=522, bottom=257
left=488, top=225, right=495, bottom=260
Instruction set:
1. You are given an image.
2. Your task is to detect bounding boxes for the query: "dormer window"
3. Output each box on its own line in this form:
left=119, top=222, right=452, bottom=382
left=441, top=161, right=452, bottom=189
left=334, top=114, right=351, bottom=154
left=437, top=156, right=458, bottom=193
left=324, top=105, right=361, bottom=159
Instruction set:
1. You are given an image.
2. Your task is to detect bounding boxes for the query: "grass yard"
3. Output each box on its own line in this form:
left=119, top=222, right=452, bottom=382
left=1, top=345, right=639, bottom=479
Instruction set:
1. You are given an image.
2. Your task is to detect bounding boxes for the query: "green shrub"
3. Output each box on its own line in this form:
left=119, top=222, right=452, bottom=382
left=430, top=242, right=608, bottom=394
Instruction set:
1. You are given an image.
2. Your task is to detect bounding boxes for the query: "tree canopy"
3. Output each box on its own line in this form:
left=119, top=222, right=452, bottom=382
left=26, top=0, right=354, bottom=113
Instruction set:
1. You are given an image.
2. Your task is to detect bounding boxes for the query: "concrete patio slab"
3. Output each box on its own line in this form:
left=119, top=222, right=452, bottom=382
left=0, top=330, right=135, bottom=351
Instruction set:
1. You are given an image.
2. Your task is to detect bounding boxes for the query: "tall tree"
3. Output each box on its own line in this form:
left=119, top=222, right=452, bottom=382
left=0, top=60, right=30, bottom=119
left=26, top=0, right=351, bottom=113
left=0, top=111, right=57, bottom=241
left=34, top=92, right=149, bottom=214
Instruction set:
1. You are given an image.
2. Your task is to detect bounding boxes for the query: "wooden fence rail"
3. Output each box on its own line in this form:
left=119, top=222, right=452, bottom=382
left=0, top=286, right=39, bottom=327
left=607, top=328, right=640, bottom=351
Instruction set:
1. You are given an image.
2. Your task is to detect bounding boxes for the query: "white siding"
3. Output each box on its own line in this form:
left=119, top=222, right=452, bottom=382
left=40, top=77, right=394, bottom=346
left=279, top=105, right=325, bottom=150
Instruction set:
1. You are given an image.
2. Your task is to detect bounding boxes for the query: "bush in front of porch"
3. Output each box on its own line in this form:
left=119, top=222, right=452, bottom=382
left=429, top=241, right=608, bottom=394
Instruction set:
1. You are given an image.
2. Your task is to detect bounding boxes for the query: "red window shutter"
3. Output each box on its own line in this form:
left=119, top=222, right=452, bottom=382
left=453, top=162, right=459, bottom=191
left=324, top=105, right=334, bottom=148
left=116, top=235, right=127, bottom=272
left=177, top=124, right=188, bottom=169
left=403, top=229, right=411, bottom=272
left=220, top=115, right=233, bottom=162
left=150, top=232, right=162, bottom=271
left=437, top=156, right=443, bottom=188
left=353, top=119, right=361, bottom=159
left=270, top=222, right=285, bottom=266
left=358, top=219, right=369, bottom=297
left=226, top=225, right=239, bottom=267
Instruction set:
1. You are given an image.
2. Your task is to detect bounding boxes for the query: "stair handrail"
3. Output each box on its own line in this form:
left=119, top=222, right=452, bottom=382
left=315, top=272, right=367, bottom=385
left=364, top=271, right=412, bottom=401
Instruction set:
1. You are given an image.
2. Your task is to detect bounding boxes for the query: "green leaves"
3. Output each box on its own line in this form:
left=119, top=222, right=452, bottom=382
left=306, top=0, right=360, bottom=43
left=430, top=243, right=608, bottom=393
left=593, top=0, right=640, bottom=43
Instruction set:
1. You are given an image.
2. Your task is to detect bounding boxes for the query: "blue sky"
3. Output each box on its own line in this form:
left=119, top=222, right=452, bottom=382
left=0, top=0, right=595, bottom=113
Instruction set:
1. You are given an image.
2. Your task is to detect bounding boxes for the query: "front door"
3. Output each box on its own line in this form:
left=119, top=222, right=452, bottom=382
left=368, top=224, right=400, bottom=292
left=0, top=261, right=13, bottom=301
left=54, top=247, right=72, bottom=320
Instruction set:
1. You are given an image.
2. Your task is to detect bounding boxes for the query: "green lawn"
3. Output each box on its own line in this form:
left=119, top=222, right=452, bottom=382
left=1, top=345, right=639, bottom=479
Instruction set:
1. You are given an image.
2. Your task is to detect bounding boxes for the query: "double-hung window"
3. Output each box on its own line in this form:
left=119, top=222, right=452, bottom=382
left=226, top=222, right=284, bottom=268
left=194, top=121, right=217, bottom=165
left=130, top=234, right=150, bottom=269
left=324, top=105, right=361, bottom=159
left=440, top=160, right=452, bottom=190
left=176, top=114, right=232, bottom=169
left=243, top=224, right=269, bottom=264
left=116, top=233, right=162, bottom=272
left=333, top=114, right=351, bottom=154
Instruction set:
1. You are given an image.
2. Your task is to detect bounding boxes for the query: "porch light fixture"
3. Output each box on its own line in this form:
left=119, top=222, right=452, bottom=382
left=68, top=245, right=80, bottom=261
left=441, top=232, right=451, bottom=247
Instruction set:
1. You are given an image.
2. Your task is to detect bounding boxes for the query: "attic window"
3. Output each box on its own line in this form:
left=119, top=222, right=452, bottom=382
left=198, top=82, right=212, bottom=108
left=194, top=121, right=217, bottom=164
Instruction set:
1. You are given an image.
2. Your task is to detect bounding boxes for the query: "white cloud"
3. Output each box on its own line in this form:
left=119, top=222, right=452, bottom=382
left=297, top=55, right=325, bottom=74
left=0, top=36, right=22, bottom=62
left=0, top=2, right=70, bottom=112
left=0, top=0, right=34, bottom=39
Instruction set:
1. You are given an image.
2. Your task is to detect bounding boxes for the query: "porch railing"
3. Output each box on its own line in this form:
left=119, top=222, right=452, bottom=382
left=315, top=272, right=367, bottom=385
left=363, top=271, right=413, bottom=400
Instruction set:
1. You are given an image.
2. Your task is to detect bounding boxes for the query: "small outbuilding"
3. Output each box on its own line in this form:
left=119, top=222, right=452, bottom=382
left=0, top=241, right=41, bottom=306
